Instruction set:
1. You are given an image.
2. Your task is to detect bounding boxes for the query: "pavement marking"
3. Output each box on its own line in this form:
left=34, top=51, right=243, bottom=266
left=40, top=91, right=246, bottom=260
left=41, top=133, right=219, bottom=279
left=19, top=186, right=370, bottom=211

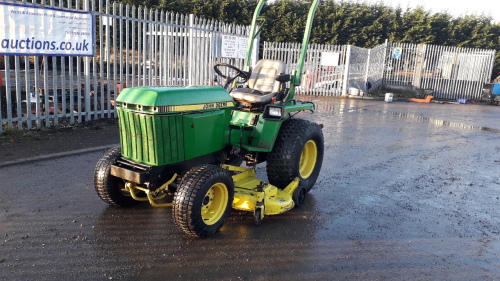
left=0, top=144, right=119, bottom=168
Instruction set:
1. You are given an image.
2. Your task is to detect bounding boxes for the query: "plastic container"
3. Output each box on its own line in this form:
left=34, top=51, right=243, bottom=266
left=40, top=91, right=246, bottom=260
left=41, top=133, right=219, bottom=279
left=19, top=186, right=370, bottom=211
left=492, top=83, right=500, bottom=95
left=348, top=87, right=360, bottom=96
left=385, top=93, right=393, bottom=102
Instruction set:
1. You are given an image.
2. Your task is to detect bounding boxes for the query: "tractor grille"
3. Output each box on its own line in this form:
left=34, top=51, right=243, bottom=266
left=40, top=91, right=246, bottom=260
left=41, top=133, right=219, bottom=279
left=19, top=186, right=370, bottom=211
left=117, top=109, right=185, bottom=166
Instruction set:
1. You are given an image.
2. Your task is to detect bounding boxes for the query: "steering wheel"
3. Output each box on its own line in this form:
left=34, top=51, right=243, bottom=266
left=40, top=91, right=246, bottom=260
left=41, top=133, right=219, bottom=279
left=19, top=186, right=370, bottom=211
left=214, top=63, right=249, bottom=87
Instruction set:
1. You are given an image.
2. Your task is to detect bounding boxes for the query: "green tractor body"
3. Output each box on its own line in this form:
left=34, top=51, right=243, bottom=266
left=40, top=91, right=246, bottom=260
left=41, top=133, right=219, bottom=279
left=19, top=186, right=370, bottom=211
left=94, top=0, right=325, bottom=238
left=116, top=85, right=316, bottom=166
left=116, top=86, right=235, bottom=166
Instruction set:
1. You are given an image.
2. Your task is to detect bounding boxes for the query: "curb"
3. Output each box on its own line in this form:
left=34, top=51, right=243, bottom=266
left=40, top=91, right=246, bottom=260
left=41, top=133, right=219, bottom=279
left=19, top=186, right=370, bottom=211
left=0, top=144, right=118, bottom=168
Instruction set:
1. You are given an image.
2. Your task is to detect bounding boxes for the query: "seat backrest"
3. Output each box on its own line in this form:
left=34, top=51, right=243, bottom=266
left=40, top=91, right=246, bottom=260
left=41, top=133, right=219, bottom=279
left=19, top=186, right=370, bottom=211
left=248, top=59, right=285, bottom=93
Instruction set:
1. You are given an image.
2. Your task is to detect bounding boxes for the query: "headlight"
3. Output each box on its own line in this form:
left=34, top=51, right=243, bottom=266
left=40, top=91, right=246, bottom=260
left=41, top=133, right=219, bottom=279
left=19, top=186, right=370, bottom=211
left=268, top=107, right=282, bottom=117
left=263, top=105, right=285, bottom=121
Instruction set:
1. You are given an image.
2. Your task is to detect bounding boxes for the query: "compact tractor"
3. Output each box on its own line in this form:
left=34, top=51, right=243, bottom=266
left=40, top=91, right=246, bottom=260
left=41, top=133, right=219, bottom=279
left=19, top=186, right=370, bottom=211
left=94, top=0, right=324, bottom=237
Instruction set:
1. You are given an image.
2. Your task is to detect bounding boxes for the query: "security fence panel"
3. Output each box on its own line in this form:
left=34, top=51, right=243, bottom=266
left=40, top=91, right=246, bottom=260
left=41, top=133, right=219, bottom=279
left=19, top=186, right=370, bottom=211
left=366, top=43, right=387, bottom=93
left=264, top=40, right=494, bottom=100
left=418, top=44, right=495, bottom=100
left=384, top=42, right=421, bottom=86
left=0, top=0, right=250, bottom=133
left=1, top=0, right=496, bottom=134
left=262, top=42, right=300, bottom=77
left=384, top=42, right=495, bottom=100
left=345, top=45, right=369, bottom=96
left=263, top=42, right=347, bottom=96
left=301, top=43, right=348, bottom=96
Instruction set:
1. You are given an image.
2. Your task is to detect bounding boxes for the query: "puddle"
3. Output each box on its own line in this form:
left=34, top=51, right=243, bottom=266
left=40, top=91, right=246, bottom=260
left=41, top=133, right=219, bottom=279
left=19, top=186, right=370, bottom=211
left=378, top=110, right=500, bottom=134
left=298, top=96, right=373, bottom=115
left=297, top=96, right=500, bottom=134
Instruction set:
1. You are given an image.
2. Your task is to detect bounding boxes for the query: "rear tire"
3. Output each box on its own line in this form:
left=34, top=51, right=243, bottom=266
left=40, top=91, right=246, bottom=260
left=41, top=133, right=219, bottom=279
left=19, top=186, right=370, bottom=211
left=94, top=146, right=139, bottom=207
left=173, top=165, right=234, bottom=238
left=267, top=119, right=324, bottom=192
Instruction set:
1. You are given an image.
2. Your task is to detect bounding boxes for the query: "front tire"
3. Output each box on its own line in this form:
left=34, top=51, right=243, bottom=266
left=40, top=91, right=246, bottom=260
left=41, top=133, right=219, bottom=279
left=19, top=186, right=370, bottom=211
left=94, top=146, right=139, bottom=207
left=173, top=165, right=234, bottom=238
left=267, top=119, right=324, bottom=192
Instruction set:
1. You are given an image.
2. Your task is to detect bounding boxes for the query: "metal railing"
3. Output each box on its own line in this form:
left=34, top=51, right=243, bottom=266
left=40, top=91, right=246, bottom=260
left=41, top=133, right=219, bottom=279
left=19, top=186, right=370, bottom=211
left=263, top=42, right=348, bottom=96
left=385, top=42, right=496, bottom=100
left=1, top=1, right=496, bottom=133
left=263, top=41, right=495, bottom=99
left=0, top=0, right=250, bottom=133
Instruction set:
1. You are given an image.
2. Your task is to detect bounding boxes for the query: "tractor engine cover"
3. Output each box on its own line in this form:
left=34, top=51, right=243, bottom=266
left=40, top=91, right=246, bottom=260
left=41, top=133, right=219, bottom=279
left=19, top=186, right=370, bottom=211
left=115, top=86, right=235, bottom=166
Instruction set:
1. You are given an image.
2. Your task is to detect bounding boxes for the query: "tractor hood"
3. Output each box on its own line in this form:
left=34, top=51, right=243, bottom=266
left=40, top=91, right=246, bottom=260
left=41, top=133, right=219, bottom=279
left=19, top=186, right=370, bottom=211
left=116, top=86, right=234, bottom=113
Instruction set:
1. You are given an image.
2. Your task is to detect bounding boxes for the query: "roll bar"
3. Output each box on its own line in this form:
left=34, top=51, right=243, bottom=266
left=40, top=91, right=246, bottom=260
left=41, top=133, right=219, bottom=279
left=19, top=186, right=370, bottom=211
left=244, top=0, right=319, bottom=100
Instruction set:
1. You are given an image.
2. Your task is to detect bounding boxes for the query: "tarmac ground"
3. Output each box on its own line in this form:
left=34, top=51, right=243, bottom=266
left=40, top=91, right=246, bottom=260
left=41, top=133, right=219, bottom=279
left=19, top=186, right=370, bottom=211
left=1, top=97, right=500, bottom=280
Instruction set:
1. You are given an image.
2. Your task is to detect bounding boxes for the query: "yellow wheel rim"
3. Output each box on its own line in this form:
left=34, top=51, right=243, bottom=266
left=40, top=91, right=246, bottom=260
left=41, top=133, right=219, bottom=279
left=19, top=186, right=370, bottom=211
left=201, top=183, right=229, bottom=225
left=299, top=140, right=318, bottom=179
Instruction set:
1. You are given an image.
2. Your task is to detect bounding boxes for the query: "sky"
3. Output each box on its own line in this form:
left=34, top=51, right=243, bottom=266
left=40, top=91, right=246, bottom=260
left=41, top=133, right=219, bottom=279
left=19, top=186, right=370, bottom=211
left=386, top=0, right=500, bottom=23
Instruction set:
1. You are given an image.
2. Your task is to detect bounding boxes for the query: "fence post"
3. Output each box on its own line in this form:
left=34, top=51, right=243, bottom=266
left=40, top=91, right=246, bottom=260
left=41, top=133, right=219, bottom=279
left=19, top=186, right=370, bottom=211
left=4, top=56, right=13, bottom=129
left=84, top=0, right=91, bottom=121
left=364, top=48, right=371, bottom=92
left=0, top=67, right=2, bottom=135
left=188, top=14, right=195, bottom=86
left=0, top=59, right=4, bottom=134
left=412, top=44, right=426, bottom=88
left=381, top=40, right=389, bottom=89
left=251, top=34, right=260, bottom=68
left=342, top=45, right=351, bottom=95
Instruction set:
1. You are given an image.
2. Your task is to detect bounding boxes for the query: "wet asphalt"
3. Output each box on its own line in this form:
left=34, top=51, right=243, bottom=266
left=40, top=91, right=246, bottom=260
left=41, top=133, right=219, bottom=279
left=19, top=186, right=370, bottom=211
left=1, top=97, right=500, bottom=280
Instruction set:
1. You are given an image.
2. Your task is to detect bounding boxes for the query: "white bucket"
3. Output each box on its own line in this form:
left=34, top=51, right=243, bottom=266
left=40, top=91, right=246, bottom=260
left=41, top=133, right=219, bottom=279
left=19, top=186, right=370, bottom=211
left=385, top=93, right=393, bottom=102
left=348, top=87, right=360, bottom=96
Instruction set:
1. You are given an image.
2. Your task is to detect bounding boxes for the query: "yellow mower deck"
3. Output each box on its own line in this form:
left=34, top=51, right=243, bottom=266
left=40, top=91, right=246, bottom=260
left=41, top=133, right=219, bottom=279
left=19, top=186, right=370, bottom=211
left=221, top=165, right=299, bottom=217
left=124, top=165, right=299, bottom=221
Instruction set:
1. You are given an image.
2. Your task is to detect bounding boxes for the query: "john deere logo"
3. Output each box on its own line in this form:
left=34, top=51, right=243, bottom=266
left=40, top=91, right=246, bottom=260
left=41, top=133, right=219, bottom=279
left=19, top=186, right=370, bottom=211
left=203, top=102, right=228, bottom=109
